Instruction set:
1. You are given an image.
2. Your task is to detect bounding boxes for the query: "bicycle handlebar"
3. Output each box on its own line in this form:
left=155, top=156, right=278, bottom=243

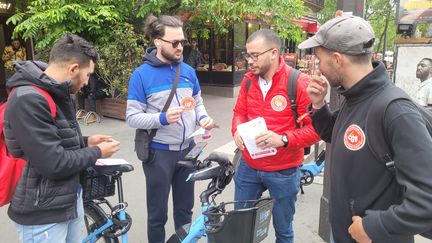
left=203, top=152, right=231, bottom=167
left=192, top=152, right=235, bottom=204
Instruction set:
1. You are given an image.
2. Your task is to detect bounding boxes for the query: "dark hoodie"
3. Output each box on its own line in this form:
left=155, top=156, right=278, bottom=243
left=3, top=61, right=101, bottom=225
left=311, top=62, right=432, bottom=242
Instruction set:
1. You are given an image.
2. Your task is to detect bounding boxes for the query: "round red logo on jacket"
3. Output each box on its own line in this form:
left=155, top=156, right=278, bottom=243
left=343, top=124, right=366, bottom=151
left=181, top=97, right=196, bottom=110
left=271, top=95, right=287, bottom=112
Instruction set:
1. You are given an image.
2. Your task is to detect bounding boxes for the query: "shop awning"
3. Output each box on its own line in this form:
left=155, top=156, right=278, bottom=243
left=294, top=17, right=319, bottom=33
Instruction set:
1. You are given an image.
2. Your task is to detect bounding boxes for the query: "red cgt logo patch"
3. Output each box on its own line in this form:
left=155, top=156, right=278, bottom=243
left=343, top=124, right=366, bottom=151
left=271, top=95, right=287, bottom=112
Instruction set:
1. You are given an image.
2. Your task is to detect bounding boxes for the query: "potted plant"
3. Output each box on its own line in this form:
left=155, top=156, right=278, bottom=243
left=96, top=23, right=146, bottom=120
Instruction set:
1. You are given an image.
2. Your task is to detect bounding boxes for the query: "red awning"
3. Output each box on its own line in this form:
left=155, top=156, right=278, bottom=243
left=294, top=17, right=319, bottom=33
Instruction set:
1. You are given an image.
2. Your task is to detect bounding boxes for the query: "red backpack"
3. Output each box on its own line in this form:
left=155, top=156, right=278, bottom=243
left=0, top=86, right=56, bottom=207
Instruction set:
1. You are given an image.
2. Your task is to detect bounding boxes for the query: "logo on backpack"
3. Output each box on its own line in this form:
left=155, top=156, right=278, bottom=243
left=344, top=124, right=366, bottom=151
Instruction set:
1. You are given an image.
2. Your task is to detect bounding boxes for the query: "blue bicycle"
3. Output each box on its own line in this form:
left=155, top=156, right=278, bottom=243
left=167, top=142, right=274, bottom=243
left=81, top=164, right=134, bottom=243
left=299, top=149, right=325, bottom=194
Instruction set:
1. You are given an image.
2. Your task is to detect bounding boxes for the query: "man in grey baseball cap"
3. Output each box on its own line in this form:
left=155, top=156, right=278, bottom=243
left=298, top=15, right=375, bottom=55
left=302, top=15, right=432, bottom=243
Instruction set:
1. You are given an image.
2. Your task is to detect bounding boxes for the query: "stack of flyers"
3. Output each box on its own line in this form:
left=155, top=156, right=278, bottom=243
left=95, top=159, right=130, bottom=166
left=236, top=117, right=277, bottom=159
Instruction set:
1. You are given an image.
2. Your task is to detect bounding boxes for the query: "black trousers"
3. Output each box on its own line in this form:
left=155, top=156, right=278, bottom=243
left=142, top=147, right=194, bottom=243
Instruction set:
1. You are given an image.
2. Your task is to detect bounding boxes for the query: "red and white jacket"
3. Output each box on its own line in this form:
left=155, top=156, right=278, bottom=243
left=232, top=57, right=320, bottom=171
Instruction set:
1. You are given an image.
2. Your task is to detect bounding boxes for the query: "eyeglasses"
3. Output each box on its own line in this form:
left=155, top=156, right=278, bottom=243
left=159, top=38, right=188, bottom=48
left=244, top=48, right=275, bottom=61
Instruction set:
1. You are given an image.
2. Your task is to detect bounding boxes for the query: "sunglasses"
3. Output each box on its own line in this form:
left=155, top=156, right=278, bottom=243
left=159, top=38, right=188, bottom=48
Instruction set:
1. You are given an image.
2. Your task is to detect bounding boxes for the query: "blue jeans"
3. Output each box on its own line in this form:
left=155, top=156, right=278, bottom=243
left=14, top=192, right=84, bottom=243
left=234, top=159, right=301, bottom=243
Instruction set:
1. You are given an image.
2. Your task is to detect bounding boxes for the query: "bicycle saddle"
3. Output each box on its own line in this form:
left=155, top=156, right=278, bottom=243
left=94, top=164, right=134, bottom=175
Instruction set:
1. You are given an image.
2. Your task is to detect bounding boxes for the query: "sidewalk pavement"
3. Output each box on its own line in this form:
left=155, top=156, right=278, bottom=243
left=0, top=94, right=429, bottom=242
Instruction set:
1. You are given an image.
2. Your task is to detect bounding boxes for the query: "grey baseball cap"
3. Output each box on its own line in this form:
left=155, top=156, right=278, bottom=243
left=298, top=16, right=375, bottom=55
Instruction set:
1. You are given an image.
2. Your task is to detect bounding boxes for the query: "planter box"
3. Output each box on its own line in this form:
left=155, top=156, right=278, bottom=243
left=100, top=98, right=127, bottom=121
left=79, top=97, right=127, bottom=121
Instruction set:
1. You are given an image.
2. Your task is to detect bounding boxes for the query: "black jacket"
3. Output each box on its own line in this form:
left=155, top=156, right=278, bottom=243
left=311, top=62, right=432, bottom=242
left=3, top=61, right=101, bottom=225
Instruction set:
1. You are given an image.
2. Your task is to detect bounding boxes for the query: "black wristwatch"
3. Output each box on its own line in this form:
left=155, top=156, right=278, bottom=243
left=281, top=134, right=288, bottom=147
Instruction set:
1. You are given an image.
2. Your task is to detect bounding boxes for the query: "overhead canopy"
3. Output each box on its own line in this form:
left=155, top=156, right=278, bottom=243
left=294, top=17, right=319, bottom=33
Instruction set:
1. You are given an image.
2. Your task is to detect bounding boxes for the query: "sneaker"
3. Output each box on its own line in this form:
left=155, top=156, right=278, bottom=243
left=76, top=109, right=86, bottom=120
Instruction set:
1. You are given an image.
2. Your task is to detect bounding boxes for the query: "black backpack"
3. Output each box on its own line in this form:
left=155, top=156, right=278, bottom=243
left=245, top=68, right=311, bottom=155
left=366, top=83, right=432, bottom=239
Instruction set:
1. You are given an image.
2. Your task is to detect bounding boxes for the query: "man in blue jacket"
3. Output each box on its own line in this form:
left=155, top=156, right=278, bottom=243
left=126, top=15, right=214, bottom=243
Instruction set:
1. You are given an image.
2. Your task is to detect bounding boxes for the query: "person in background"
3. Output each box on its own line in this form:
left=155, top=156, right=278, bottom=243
left=76, top=73, right=108, bottom=124
left=2, top=39, right=26, bottom=81
left=232, top=29, right=320, bottom=243
left=412, top=58, right=432, bottom=107
left=373, top=52, right=383, bottom=62
left=3, top=33, right=120, bottom=243
left=184, top=39, right=202, bottom=69
left=126, top=15, right=214, bottom=243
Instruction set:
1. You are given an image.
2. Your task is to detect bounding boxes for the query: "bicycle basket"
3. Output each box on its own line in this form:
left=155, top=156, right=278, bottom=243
left=203, top=197, right=274, bottom=243
left=81, top=167, right=116, bottom=201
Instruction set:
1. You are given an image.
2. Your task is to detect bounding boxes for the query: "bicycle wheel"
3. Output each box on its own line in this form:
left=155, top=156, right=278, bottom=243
left=84, top=202, right=119, bottom=243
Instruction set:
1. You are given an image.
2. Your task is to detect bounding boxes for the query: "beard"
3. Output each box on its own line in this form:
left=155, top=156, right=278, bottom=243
left=161, top=48, right=181, bottom=63
left=326, top=73, right=343, bottom=88
left=321, top=69, right=343, bottom=88
left=251, top=61, right=271, bottom=77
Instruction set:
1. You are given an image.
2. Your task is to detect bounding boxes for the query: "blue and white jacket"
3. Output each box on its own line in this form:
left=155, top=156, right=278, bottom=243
left=126, top=47, right=208, bottom=151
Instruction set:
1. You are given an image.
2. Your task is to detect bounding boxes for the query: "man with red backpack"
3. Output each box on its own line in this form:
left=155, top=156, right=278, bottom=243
left=2, top=33, right=120, bottom=243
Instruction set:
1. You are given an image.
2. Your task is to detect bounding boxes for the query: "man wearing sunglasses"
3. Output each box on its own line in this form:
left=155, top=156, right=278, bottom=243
left=126, top=15, right=214, bottom=243
left=232, top=29, right=320, bottom=243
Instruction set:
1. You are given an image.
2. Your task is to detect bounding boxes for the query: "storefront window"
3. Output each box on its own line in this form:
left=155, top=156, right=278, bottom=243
left=211, top=31, right=233, bottom=72
left=234, top=23, right=246, bottom=49
left=247, top=22, right=259, bottom=38
left=234, top=23, right=246, bottom=71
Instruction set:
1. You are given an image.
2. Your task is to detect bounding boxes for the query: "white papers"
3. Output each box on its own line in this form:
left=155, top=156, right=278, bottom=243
left=236, top=117, right=277, bottom=159
left=187, top=127, right=206, bottom=139
left=95, top=159, right=130, bottom=166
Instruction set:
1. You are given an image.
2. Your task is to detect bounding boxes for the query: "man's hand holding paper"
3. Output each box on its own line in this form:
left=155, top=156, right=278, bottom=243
left=236, top=117, right=277, bottom=159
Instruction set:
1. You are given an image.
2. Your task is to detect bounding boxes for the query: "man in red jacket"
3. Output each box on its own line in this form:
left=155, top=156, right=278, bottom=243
left=232, top=29, right=320, bottom=243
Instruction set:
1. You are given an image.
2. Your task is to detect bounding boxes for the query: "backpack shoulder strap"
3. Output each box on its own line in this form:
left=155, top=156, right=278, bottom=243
left=365, top=84, right=410, bottom=170
left=245, top=78, right=252, bottom=94
left=287, top=68, right=301, bottom=128
left=31, top=86, right=56, bottom=118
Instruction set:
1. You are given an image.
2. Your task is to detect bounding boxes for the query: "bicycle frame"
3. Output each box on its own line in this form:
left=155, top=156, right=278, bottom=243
left=82, top=210, right=128, bottom=243
left=301, top=159, right=325, bottom=176
left=82, top=172, right=130, bottom=243
left=180, top=205, right=211, bottom=243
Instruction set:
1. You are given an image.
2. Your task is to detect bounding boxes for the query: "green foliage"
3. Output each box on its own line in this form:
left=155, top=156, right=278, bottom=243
left=317, top=0, right=397, bottom=53
left=7, top=0, right=126, bottom=49
left=181, top=0, right=305, bottom=42
left=96, top=23, right=146, bottom=98
left=8, top=0, right=308, bottom=98
left=317, top=0, right=337, bottom=24
left=365, top=0, right=397, bottom=53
